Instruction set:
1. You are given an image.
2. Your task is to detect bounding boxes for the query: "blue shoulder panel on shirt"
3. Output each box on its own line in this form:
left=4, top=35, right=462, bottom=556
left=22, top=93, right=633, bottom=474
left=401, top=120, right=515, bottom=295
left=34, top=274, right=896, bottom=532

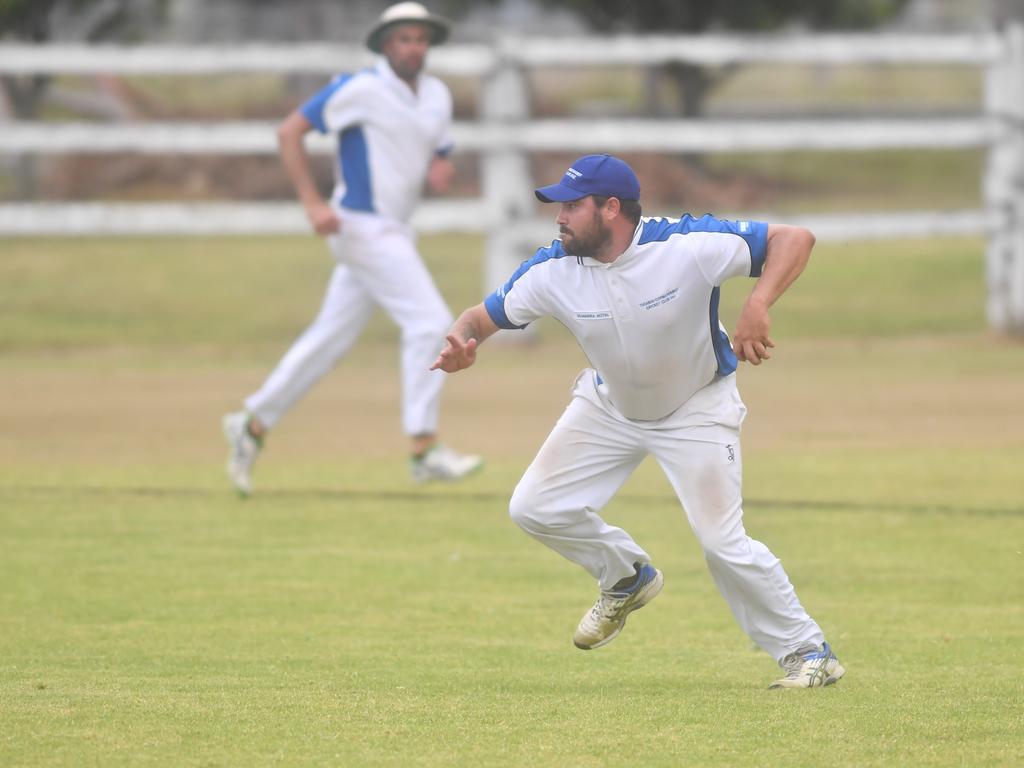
left=483, top=240, right=568, bottom=330
left=300, top=73, right=353, bottom=134
left=638, top=214, right=769, bottom=277
left=709, top=286, right=738, bottom=377
left=339, top=126, right=373, bottom=213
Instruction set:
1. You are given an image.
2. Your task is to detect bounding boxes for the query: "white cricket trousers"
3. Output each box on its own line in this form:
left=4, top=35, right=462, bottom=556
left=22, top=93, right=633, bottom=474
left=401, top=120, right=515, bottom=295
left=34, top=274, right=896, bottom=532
left=509, top=370, right=825, bottom=662
left=245, top=210, right=452, bottom=436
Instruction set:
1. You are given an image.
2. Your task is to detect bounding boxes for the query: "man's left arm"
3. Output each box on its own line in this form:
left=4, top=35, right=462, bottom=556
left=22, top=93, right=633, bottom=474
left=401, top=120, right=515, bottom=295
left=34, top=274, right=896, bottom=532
left=428, top=83, right=456, bottom=194
left=732, top=224, right=815, bottom=365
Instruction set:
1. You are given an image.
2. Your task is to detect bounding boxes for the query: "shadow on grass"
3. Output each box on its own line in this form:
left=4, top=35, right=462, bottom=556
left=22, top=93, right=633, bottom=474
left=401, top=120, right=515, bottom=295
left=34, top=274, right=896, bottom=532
left=3, top=484, right=1021, bottom=517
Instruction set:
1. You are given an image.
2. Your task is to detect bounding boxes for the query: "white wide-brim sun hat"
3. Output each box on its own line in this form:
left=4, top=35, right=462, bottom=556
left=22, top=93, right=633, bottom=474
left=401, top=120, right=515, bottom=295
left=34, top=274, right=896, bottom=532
left=365, top=2, right=450, bottom=53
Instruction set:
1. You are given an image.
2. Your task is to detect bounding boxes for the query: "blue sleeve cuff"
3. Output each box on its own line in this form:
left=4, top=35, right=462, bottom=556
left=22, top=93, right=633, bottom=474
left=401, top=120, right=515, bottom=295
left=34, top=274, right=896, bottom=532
left=748, top=221, right=769, bottom=277
left=484, top=292, right=524, bottom=330
left=299, top=74, right=353, bottom=134
left=300, top=94, right=328, bottom=134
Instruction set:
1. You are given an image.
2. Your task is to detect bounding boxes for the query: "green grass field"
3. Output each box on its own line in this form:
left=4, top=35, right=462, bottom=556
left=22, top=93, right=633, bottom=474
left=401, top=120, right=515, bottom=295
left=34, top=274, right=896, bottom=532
left=1, top=234, right=1022, bottom=767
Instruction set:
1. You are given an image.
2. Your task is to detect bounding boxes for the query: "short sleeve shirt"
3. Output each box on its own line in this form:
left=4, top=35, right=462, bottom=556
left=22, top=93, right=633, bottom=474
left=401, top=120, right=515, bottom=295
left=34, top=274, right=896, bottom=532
left=300, top=57, right=453, bottom=223
left=484, top=214, right=769, bottom=421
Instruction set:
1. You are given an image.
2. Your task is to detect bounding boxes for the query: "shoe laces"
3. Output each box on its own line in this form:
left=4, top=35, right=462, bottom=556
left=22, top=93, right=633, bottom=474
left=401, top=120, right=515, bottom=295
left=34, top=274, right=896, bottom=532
left=589, top=591, right=630, bottom=622
left=778, top=652, right=805, bottom=678
left=779, top=644, right=830, bottom=678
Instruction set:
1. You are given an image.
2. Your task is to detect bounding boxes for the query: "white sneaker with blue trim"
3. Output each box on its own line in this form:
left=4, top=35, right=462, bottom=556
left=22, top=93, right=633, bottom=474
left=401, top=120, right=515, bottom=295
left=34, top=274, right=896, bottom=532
left=769, top=642, right=846, bottom=689
left=573, top=563, right=663, bottom=650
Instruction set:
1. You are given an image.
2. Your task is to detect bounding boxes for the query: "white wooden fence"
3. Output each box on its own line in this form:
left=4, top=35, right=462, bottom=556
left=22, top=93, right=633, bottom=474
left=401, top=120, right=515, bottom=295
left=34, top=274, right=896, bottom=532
left=1, top=30, right=1022, bottom=332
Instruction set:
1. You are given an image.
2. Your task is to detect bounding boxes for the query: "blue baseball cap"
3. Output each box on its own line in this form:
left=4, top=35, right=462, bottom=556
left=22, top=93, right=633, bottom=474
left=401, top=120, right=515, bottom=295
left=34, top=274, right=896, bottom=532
left=534, top=154, right=641, bottom=203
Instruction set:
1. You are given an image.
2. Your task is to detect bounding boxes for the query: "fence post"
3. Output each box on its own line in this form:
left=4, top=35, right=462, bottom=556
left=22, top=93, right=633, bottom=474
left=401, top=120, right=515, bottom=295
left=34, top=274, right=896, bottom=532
left=478, top=41, right=535, bottom=336
left=984, top=22, right=1024, bottom=335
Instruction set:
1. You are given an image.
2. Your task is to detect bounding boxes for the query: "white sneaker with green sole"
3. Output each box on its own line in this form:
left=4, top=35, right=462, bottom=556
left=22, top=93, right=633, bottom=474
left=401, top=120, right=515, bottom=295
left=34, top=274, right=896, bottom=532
left=410, top=444, right=483, bottom=483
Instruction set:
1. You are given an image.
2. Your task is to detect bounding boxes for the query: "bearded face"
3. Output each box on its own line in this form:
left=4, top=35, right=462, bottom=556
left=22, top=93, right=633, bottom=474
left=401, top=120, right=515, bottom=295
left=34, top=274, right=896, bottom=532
left=559, top=200, right=612, bottom=259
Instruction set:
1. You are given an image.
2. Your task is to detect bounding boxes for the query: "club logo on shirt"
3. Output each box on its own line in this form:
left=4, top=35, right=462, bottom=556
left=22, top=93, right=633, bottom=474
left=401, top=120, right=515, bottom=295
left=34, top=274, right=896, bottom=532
left=739, top=221, right=750, bottom=232
left=575, top=310, right=611, bottom=320
left=639, top=288, right=679, bottom=310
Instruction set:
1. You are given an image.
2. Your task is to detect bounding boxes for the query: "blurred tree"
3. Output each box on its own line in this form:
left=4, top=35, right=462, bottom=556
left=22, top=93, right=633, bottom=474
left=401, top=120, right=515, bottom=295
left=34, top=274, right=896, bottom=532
left=1, top=0, right=62, bottom=121
left=0, top=0, right=167, bottom=196
left=993, top=0, right=1024, bottom=26
left=443, top=0, right=911, bottom=117
left=1, top=0, right=166, bottom=118
left=539, top=0, right=913, bottom=33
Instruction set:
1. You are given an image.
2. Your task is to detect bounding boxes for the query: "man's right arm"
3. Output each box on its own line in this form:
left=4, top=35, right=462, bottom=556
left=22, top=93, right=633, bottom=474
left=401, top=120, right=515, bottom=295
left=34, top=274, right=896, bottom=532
left=277, top=110, right=340, bottom=236
left=430, top=303, right=500, bottom=373
left=731, top=223, right=814, bottom=365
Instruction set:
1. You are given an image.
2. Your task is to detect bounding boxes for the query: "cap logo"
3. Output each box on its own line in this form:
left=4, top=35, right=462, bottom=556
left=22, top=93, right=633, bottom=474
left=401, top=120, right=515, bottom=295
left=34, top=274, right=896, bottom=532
left=533, top=154, right=639, bottom=204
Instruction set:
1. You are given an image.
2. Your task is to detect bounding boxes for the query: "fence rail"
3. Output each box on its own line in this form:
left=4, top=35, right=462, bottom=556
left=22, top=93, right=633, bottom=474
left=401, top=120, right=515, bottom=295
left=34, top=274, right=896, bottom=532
left=0, top=34, right=1003, bottom=75
left=0, top=203, right=996, bottom=241
left=1, top=117, right=1001, bottom=154
left=0, top=30, right=1022, bottom=332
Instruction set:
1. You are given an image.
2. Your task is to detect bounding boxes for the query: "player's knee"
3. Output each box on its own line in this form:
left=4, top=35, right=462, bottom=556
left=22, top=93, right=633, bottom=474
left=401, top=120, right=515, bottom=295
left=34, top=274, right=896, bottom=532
left=697, top=527, right=748, bottom=561
left=508, top=483, right=543, bottom=532
left=699, top=536, right=729, bottom=562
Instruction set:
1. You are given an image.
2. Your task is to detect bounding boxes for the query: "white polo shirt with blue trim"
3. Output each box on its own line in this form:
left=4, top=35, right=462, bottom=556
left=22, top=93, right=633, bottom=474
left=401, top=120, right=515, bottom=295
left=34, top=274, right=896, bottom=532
left=485, top=214, right=769, bottom=421
left=300, top=58, right=453, bottom=224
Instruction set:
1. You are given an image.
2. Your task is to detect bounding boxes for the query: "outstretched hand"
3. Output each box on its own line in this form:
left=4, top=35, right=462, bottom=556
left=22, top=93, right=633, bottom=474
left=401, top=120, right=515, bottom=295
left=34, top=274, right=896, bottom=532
left=430, top=334, right=478, bottom=373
